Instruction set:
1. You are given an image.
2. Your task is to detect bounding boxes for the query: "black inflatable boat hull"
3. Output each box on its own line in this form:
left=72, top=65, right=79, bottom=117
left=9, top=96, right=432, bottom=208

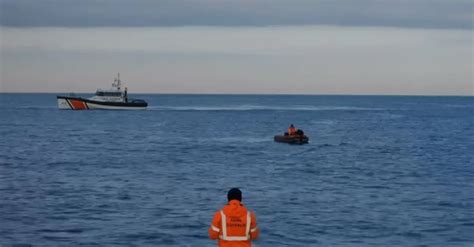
left=274, top=135, right=309, bottom=145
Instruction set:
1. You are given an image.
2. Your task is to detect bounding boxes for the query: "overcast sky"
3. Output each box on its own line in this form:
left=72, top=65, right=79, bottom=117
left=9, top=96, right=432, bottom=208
left=1, top=0, right=473, bottom=95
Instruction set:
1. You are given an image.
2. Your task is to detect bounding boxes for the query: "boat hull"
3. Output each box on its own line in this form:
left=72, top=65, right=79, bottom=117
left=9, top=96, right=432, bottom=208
left=57, top=96, right=147, bottom=110
left=274, top=135, right=309, bottom=145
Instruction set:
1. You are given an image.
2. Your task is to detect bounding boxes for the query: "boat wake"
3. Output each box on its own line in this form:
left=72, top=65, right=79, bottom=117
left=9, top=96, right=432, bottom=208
left=148, top=105, right=384, bottom=112
left=173, top=136, right=269, bottom=144
left=13, top=106, right=58, bottom=110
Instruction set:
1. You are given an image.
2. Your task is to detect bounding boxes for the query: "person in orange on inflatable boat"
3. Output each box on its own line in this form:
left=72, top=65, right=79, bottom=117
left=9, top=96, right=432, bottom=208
left=288, top=124, right=297, bottom=136
left=208, top=188, right=259, bottom=247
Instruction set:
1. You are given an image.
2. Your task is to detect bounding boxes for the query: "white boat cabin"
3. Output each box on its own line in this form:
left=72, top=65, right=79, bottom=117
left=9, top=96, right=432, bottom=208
left=89, top=73, right=128, bottom=102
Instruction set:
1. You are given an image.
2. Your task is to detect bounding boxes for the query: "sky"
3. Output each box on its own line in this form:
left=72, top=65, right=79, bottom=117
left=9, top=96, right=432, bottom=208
left=1, top=0, right=473, bottom=95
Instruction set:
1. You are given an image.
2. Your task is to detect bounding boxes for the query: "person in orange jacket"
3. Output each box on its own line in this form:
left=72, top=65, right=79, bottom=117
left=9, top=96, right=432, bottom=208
left=288, top=124, right=297, bottom=136
left=209, top=188, right=259, bottom=247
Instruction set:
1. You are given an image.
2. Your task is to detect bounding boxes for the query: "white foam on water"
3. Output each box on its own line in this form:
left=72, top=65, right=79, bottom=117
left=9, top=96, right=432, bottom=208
left=148, top=105, right=384, bottom=111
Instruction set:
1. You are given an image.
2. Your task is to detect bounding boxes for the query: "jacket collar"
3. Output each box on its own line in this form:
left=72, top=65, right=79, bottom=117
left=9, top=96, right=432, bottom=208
left=228, top=199, right=242, bottom=206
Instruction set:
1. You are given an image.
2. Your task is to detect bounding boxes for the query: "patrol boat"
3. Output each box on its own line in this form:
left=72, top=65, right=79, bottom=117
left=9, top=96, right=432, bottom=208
left=57, top=73, right=147, bottom=110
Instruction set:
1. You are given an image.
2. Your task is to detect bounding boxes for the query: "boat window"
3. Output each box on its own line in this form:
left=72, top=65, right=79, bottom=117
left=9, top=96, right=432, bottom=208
left=98, top=92, right=122, bottom=97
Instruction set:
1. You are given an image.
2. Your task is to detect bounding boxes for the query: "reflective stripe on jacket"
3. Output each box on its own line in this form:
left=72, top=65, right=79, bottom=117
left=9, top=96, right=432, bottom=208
left=209, top=200, right=259, bottom=247
left=220, top=210, right=250, bottom=241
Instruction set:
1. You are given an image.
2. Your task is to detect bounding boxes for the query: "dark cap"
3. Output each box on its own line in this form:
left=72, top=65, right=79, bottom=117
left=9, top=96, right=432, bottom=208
left=227, top=188, right=242, bottom=202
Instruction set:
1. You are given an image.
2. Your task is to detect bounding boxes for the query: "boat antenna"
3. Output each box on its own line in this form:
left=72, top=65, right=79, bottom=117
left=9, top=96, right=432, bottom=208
left=117, top=73, right=121, bottom=90
left=112, top=72, right=122, bottom=90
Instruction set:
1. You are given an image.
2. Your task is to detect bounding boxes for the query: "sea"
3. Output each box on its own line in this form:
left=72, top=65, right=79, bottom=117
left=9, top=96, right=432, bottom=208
left=0, top=94, right=473, bottom=246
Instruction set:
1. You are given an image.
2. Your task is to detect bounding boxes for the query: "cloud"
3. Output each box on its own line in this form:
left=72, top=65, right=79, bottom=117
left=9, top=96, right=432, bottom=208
left=2, top=26, right=472, bottom=95
left=1, top=0, right=472, bottom=29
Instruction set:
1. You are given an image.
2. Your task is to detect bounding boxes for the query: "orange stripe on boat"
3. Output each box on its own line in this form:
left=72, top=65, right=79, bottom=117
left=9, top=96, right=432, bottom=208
left=69, top=99, right=87, bottom=110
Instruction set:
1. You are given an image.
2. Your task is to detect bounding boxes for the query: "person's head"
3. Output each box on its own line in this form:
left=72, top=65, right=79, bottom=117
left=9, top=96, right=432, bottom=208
left=227, top=188, right=242, bottom=202
left=290, top=124, right=294, bottom=128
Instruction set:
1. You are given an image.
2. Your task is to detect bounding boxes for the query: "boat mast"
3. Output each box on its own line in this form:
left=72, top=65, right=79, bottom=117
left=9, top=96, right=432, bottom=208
left=116, top=73, right=121, bottom=90
left=112, top=72, right=122, bottom=90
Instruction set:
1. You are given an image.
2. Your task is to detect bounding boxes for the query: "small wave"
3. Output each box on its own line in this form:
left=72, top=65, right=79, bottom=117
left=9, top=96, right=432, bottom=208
left=445, top=104, right=474, bottom=108
left=39, top=228, right=87, bottom=234
left=148, top=105, right=384, bottom=112
left=290, top=147, right=318, bottom=155
left=310, top=120, right=338, bottom=125
left=320, top=143, right=333, bottom=147
left=14, top=106, right=57, bottom=110
left=205, top=137, right=269, bottom=143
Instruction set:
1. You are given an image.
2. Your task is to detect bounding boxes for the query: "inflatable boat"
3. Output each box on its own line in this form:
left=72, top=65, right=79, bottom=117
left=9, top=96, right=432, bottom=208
left=274, top=135, right=309, bottom=145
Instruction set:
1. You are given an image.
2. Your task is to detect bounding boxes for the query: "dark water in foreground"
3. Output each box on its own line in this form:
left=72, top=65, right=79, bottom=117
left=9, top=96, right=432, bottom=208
left=0, top=94, right=473, bottom=246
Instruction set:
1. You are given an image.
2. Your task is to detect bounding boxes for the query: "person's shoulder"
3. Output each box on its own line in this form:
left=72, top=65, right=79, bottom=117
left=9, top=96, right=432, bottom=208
left=211, top=209, right=223, bottom=222
left=243, top=205, right=256, bottom=215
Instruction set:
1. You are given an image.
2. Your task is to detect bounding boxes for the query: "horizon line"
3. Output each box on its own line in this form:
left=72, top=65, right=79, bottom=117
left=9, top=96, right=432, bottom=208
left=1, top=92, right=472, bottom=97
left=2, top=24, right=472, bottom=31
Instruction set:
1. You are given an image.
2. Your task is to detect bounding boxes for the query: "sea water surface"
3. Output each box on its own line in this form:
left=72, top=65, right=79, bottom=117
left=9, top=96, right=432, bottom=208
left=0, top=94, right=473, bottom=246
